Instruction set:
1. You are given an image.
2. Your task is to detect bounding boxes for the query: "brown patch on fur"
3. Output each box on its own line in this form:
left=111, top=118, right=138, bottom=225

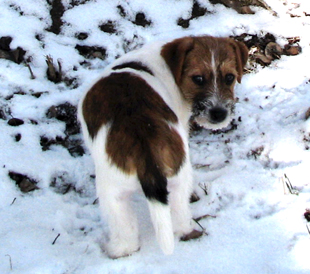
left=161, top=37, right=195, bottom=85
left=220, top=60, right=238, bottom=80
left=82, top=72, right=185, bottom=178
left=161, top=36, right=248, bottom=104
left=228, top=39, right=248, bottom=83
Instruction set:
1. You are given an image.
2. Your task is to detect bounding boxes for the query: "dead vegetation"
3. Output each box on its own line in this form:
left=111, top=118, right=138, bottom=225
left=210, top=0, right=275, bottom=14
left=233, top=33, right=301, bottom=70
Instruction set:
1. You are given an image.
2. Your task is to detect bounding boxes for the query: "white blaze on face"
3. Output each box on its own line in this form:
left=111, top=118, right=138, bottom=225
left=195, top=50, right=234, bottom=130
left=211, top=51, right=218, bottom=95
left=209, top=50, right=221, bottom=108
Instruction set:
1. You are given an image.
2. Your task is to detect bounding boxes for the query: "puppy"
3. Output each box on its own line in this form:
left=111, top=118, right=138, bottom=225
left=78, top=35, right=248, bottom=258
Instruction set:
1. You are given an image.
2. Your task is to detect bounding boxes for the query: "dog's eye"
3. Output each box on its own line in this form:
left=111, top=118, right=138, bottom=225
left=225, top=73, right=235, bottom=85
left=192, top=75, right=205, bottom=86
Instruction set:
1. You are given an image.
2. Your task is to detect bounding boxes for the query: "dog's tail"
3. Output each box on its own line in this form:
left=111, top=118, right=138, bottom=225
left=137, top=148, right=175, bottom=255
left=147, top=200, right=174, bottom=255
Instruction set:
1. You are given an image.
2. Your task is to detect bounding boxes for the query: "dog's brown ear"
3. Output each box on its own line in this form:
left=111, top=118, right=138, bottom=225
left=230, top=40, right=248, bottom=83
left=161, top=37, right=195, bottom=84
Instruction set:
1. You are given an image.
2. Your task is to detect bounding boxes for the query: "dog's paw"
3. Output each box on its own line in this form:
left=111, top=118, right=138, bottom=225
left=107, top=245, right=140, bottom=259
left=106, top=239, right=140, bottom=259
left=180, top=229, right=204, bottom=242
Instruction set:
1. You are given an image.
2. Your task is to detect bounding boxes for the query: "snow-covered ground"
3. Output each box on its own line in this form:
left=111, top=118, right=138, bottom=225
left=1, top=0, right=310, bottom=273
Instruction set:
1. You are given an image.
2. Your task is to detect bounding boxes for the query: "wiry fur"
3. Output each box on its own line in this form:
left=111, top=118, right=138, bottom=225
left=78, top=35, right=248, bottom=258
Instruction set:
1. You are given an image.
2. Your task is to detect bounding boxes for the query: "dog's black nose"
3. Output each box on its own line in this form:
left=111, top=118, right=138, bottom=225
left=209, top=107, right=227, bottom=123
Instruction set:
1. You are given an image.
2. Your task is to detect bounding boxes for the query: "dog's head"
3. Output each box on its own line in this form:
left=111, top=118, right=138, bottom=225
left=161, top=36, right=248, bottom=130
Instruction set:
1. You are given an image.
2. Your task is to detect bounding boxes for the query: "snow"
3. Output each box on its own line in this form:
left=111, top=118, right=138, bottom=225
left=1, top=0, right=310, bottom=273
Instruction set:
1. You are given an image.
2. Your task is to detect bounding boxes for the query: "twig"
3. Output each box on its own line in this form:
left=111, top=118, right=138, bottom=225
left=282, top=176, right=287, bottom=195
left=52, top=233, right=60, bottom=245
left=282, top=174, right=299, bottom=195
left=84, top=245, right=89, bottom=254
left=198, top=182, right=209, bottom=196
left=57, top=59, right=62, bottom=81
left=194, top=214, right=216, bottom=222
left=193, top=219, right=208, bottom=235
left=25, top=62, right=36, bottom=79
left=306, top=224, right=310, bottom=235
left=193, top=218, right=207, bottom=235
left=192, top=214, right=216, bottom=236
left=5, top=254, right=12, bottom=271
left=10, top=198, right=16, bottom=206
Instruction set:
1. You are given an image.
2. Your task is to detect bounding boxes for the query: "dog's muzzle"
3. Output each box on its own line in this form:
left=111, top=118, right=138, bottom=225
left=192, top=99, right=235, bottom=130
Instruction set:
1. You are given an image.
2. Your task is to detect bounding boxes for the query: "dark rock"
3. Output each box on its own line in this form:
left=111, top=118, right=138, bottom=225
left=99, top=21, right=117, bottom=34
left=76, top=32, right=89, bottom=40
left=177, top=18, right=190, bottom=29
left=0, top=42, right=26, bottom=64
left=133, top=12, right=152, bottom=27
left=40, top=134, right=85, bottom=157
left=305, top=108, right=310, bottom=120
left=178, top=1, right=209, bottom=28
left=8, top=118, right=24, bottom=127
left=9, top=171, right=39, bottom=193
left=11, top=47, right=26, bottom=64
left=304, top=209, right=310, bottom=222
left=31, top=91, right=48, bottom=98
left=68, top=144, right=85, bottom=157
left=192, top=1, right=208, bottom=18
left=15, top=133, right=22, bottom=142
left=190, top=192, right=200, bottom=203
left=70, top=0, right=92, bottom=6
left=0, top=36, right=13, bottom=51
left=63, top=76, right=79, bottom=89
left=40, top=135, right=63, bottom=151
left=75, top=45, right=106, bottom=60
left=46, top=102, right=80, bottom=135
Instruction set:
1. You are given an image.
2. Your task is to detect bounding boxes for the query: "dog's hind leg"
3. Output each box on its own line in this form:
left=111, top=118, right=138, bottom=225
left=169, top=157, right=203, bottom=240
left=95, top=166, right=140, bottom=259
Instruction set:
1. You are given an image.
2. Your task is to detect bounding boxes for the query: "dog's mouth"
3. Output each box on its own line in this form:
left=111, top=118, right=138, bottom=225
left=192, top=100, right=235, bottom=130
